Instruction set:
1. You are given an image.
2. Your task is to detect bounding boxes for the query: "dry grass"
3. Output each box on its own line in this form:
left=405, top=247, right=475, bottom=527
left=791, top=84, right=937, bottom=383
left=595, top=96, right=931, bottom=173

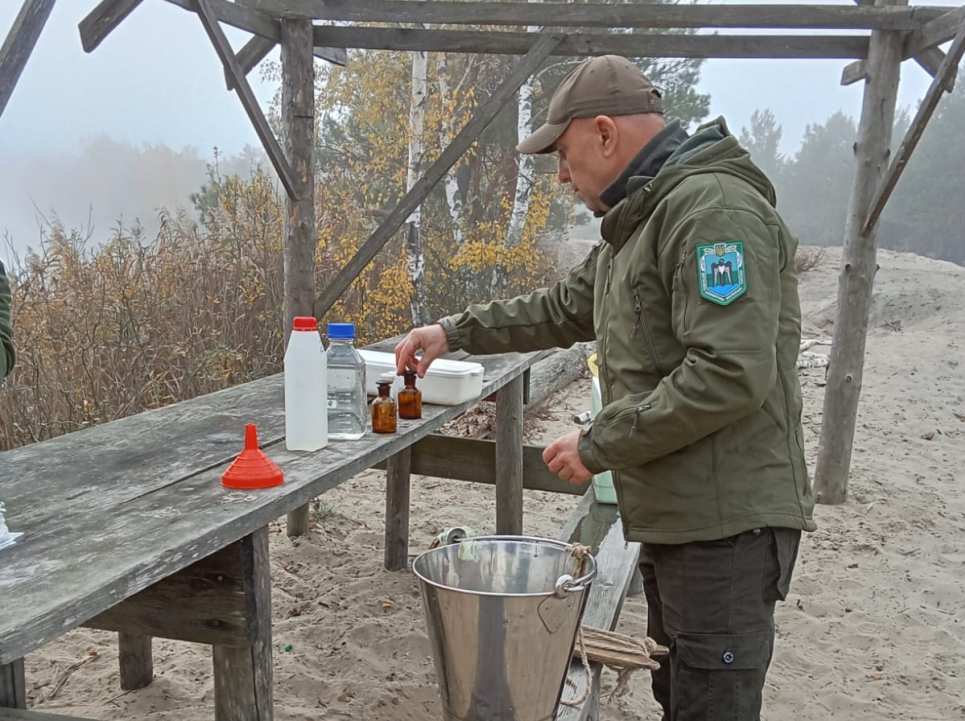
left=796, top=246, right=826, bottom=274
left=0, top=169, right=560, bottom=452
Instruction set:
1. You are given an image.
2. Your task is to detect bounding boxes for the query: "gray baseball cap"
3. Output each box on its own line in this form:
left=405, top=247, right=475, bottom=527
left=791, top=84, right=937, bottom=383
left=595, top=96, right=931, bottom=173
left=517, top=55, right=664, bottom=155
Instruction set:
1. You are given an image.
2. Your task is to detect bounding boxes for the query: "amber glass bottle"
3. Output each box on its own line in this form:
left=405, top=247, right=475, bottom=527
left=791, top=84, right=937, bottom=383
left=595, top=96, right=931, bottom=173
left=372, top=375, right=397, bottom=434
left=398, top=370, right=422, bottom=420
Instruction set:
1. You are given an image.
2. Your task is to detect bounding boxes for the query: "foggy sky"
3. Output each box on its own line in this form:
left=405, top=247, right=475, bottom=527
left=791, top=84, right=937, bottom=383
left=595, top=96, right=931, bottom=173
left=0, top=0, right=958, bottom=256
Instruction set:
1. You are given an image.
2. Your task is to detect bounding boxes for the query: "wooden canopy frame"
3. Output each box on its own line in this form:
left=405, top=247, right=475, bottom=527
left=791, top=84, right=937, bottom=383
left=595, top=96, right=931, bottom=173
left=2, top=0, right=965, bottom=515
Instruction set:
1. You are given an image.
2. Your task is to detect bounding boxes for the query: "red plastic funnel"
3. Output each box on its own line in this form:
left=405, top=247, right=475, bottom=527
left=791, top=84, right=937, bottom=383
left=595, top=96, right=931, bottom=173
left=222, top=424, right=284, bottom=490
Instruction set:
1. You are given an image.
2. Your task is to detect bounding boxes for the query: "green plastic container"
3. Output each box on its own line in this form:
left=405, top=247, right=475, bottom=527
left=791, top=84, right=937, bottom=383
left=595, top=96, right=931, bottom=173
left=587, top=354, right=618, bottom=505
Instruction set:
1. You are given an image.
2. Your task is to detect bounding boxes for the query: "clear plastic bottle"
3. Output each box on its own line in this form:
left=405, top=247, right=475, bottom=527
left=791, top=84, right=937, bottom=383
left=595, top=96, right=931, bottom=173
left=284, top=316, right=328, bottom=451
left=325, top=322, right=367, bottom=440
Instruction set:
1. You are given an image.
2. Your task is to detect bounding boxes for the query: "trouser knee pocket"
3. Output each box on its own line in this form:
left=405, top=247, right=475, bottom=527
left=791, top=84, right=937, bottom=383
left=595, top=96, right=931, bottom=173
left=674, top=631, right=773, bottom=721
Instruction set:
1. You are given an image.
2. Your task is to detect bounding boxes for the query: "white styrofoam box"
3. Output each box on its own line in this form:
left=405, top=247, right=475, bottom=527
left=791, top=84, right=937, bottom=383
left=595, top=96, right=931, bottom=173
left=357, top=350, right=485, bottom=406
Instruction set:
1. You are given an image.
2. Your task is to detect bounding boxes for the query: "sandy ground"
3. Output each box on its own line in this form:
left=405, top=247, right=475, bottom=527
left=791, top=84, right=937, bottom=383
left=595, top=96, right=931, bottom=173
left=17, top=246, right=965, bottom=720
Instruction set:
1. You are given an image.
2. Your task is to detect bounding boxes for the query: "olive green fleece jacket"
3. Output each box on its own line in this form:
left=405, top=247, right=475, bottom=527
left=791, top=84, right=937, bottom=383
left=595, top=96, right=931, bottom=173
left=438, top=117, right=816, bottom=544
left=0, top=260, right=14, bottom=381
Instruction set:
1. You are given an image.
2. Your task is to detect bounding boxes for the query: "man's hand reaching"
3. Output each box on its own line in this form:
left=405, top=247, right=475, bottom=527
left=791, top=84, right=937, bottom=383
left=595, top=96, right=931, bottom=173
left=394, top=324, right=450, bottom=377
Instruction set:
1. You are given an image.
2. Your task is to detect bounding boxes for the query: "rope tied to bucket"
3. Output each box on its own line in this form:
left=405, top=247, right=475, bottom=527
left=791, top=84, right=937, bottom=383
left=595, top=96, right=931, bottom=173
left=558, top=543, right=593, bottom=707
left=559, top=543, right=670, bottom=705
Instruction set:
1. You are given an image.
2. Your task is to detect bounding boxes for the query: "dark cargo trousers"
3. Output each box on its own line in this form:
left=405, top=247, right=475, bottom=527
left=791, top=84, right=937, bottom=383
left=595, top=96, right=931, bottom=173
left=640, top=527, right=801, bottom=721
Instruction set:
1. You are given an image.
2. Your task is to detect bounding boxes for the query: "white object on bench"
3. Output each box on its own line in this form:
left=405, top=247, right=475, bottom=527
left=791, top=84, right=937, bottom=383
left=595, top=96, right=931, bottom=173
left=358, top=350, right=485, bottom=405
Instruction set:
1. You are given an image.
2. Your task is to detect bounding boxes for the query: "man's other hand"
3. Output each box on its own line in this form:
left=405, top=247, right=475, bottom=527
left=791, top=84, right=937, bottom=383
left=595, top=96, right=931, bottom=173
left=543, top=430, right=593, bottom=485
left=394, top=324, right=450, bottom=377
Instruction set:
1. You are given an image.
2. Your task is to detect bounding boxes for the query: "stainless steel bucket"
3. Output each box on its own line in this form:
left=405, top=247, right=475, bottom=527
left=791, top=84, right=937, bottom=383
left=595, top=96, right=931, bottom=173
left=413, top=535, right=597, bottom=721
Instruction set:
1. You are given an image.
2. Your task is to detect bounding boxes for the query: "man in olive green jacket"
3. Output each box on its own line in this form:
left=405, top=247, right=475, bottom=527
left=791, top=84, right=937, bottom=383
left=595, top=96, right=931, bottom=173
left=396, top=55, right=815, bottom=720
left=0, top=259, right=14, bottom=382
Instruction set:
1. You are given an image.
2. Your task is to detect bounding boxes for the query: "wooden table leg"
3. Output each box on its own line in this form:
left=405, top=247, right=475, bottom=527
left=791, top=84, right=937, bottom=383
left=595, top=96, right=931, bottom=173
left=83, top=527, right=275, bottom=721
left=0, top=659, right=26, bottom=709
left=213, top=527, right=273, bottom=721
left=118, top=633, right=153, bottom=690
left=495, top=374, right=525, bottom=535
left=384, top=447, right=412, bottom=571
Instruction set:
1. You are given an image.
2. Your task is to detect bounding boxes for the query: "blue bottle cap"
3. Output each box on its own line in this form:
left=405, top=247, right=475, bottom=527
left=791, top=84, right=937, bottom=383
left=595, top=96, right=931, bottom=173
left=327, top=322, right=356, bottom=340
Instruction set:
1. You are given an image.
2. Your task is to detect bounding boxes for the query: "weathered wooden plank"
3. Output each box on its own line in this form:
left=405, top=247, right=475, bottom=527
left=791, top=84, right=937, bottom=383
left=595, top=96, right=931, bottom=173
left=0, top=0, right=57, bottom=120
left=229, top=36, right=275, bottom=90
left=814, top=0, right=906, bottom=505
left=117, top=633, right=153, bottom=690
left=194, top=0, right=300, bottom=200
left=312, top=26, right=871, bottom=59
left=495, top=374, right=525, bottom=535
left=841, top=58, right=869, bottom=85
left=373, top=434, right=588, bottom=496
left=78, top=0, right=142, bottom=53
left=0, top=659, right=26, bottom=709
left=840, top=0, right=954, bottom=88
left=280, top=16, right=317, bottom=536
left=905, top=5, right=965, bottom=55
left=248, top=0, right=947, bottom=30
left=0, top=351, right=542, bottom=665
left=212, top=528, right=273, bottom=721
left=312, top=32, right=563, bottom=318
left=84, top=538, right=251, bottom=647
left=557, top=490, right=640, bottom=720
left=384, top=447, right=412, bottom=571
left=163, top=0, right=280, bottom=38
left=913, top=47, right=955, bottom=90
left=863, top=17, right=965, bottom=235
left=0, top=374, right=286, bottom=531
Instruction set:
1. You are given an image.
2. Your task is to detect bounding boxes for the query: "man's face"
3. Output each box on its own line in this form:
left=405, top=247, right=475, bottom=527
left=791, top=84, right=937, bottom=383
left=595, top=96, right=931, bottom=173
left=552, top=117, right=622, bottom=214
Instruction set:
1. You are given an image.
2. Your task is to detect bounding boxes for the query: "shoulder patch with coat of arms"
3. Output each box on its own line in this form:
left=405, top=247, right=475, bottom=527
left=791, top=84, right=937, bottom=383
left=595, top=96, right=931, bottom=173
left=696, top=240, right=747, bottom=306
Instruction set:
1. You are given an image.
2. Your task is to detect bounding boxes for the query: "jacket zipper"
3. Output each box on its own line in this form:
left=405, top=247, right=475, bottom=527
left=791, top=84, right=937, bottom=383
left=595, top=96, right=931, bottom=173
left=631, top=292, right=661, bottom=374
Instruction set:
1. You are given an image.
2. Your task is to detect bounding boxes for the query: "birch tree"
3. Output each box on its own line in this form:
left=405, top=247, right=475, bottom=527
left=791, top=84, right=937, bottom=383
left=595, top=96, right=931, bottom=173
left=405, top=48, right=429, bottom=326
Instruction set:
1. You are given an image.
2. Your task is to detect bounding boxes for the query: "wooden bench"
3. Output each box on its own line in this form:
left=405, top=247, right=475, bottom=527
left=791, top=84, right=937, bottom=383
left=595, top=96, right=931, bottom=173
left=0, top=346, right=545, bottom=720
left=556, top=487, right=642, bottom=721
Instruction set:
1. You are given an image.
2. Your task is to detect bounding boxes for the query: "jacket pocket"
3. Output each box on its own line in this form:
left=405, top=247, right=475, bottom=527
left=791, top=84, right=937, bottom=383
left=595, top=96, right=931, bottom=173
left=631, top=291, right=663, bottom=374
left=675, top=631, right=773, bottom=719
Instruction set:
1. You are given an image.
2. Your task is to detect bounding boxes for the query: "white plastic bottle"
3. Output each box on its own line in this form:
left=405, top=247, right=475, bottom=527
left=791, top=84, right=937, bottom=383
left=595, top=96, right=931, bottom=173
left=284, top=316, right=328, bottom=451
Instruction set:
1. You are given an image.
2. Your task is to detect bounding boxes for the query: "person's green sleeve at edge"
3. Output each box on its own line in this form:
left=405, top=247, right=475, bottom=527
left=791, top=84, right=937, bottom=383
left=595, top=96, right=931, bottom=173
left=0, top=260, right=15, bottom=381
left=438, top=242, right=600, bottom=355
left=579, top=207, right=784, bottom=474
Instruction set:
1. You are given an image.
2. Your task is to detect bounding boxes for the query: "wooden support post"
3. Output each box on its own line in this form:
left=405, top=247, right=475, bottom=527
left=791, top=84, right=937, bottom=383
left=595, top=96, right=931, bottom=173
left=495, top=375, right=525, bottom=535
left=117, top=633, right=153, bottom=690
left=313, top=31, right=563, bottom=319
left=212, top=528, right=273, bottom=721
left=0, top=660, right=26, bottom=709
left=863, top=18, right=965, bottom=235
left=0, top=0, right=58, bottom=121
left=279, top=16, right=317, bottom=537
left=384, top=447, right=412, bottom=571
left=813, top=0, right=906, bottom=505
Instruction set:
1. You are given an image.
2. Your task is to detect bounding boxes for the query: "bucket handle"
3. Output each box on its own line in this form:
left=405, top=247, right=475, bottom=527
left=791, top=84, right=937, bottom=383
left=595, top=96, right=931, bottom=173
left=553, top=567, right=594, bottom=598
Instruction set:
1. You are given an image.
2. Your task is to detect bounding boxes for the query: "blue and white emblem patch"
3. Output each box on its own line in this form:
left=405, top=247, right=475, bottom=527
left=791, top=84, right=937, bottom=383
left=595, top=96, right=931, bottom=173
left=696, top=240, right=747, bottom=306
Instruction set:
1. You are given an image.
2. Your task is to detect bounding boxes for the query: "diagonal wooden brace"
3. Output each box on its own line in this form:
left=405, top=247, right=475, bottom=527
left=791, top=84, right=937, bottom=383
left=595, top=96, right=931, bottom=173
left=0, top=0, right=58, bottom=121
left=862, top=16, right=965, bottom=236
left=841, top=5, right=965, bottom=88
left=312, top=31, right=564, bottom=320
left=193, top=0, right=301, bottom=200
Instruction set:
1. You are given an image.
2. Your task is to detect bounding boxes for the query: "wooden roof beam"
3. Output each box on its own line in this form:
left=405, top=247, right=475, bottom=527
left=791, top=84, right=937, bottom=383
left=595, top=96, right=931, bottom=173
left=246, top=0, right=949, bottom=31
left=312, top=31, right=565, bottom=320
left=863, top=16, right=965, bottom=235
left=0, top=0, right=58, bottom=121
left=312, top=26, right=871, bottom=59
left=842, top=5, right=965, bottom=86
